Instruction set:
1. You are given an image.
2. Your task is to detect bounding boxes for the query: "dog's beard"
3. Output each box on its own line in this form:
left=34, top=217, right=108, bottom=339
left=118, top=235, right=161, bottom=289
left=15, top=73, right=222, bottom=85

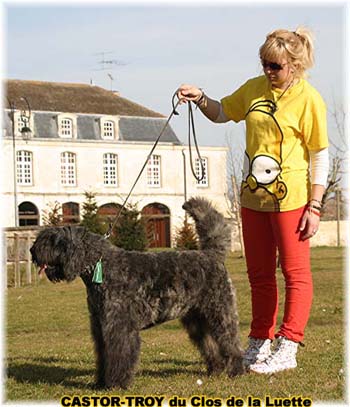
left=30, top=243, right=66, bottom=282
left=31, top=253, right=66, bottom=283
left=32, top=261, right=65, bottom=282
left=43, top=264, right=65, bottom=282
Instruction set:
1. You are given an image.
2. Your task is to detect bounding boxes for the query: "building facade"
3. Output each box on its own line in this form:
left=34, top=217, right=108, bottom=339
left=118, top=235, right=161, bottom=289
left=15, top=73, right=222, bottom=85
left=2, top=79, right=228, bottom=247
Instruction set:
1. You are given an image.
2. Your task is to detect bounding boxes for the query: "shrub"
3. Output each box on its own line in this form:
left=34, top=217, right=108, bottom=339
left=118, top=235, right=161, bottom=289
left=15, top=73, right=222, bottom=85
left=111, top=203, right=148, bottom=251
left=42, top=201, right=62, bottom=226
left=174, top=217, right=198, bottom=250
left=80, top=191, right=104, bottom=234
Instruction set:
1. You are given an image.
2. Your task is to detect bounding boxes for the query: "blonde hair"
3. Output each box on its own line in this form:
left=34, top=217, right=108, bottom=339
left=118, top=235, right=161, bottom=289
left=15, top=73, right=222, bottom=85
left=259, top=26, right=315, bottom=78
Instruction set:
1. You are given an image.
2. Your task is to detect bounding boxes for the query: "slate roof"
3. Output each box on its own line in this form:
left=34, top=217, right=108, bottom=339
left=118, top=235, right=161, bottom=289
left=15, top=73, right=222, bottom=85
left=119, top=117, right=177, bottom=143
left=3, top=79, right=181, bottom=145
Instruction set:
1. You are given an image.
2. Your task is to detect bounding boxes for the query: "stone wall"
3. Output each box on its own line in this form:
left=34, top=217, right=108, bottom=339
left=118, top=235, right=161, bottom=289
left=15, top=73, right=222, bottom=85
left=310, top=220, right=348, bottom=247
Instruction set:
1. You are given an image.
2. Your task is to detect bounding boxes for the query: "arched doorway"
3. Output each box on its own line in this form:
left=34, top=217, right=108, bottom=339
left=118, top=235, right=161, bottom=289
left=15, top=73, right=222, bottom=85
left=62, top=202, right=80, bottom=224
left=141, top=203, right=171, bottom=248
left=18, top=201, right=39, bottom=226
left=97, top=203, right=122, bottom=231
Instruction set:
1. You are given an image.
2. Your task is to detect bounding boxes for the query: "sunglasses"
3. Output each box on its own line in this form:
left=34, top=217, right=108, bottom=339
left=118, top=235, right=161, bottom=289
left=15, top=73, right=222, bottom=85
left=261, top=60, right=287, bottom=71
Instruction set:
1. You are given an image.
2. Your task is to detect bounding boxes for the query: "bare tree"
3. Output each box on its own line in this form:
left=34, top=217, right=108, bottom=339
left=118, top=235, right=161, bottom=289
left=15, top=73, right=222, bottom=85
left=42, top=201, right=62, bottom=226
left=322, top=101, right=347, bottom=219
left=225, top=129, right=245, bottom=256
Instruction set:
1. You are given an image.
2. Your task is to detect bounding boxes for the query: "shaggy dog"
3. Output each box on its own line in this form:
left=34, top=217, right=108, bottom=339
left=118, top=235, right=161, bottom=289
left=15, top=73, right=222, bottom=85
left=30, top=197, right=244, bottom=389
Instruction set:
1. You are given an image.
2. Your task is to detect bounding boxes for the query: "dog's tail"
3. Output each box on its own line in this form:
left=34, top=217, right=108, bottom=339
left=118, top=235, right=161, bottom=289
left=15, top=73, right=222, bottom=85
left=182, top=197, right=231, bottom=260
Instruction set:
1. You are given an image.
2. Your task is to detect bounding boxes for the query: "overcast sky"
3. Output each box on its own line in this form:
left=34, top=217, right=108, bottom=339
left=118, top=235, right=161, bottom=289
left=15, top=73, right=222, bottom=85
left=3, top=2, right=347, bottom=153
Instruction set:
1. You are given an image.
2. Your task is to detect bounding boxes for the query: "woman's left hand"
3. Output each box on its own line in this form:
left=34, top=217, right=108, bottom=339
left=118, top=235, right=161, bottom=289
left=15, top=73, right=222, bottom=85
left=298, top=209, right=320, bottom=241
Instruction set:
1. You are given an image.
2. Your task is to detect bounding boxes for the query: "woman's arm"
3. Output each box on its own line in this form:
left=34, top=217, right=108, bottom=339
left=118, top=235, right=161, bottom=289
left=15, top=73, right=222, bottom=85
left=299, top=148, right=329, bottom=240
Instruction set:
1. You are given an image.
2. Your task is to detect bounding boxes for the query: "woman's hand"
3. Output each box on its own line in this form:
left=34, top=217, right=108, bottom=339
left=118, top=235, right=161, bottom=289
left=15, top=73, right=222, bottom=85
left=298, top=209, right=320, bottom=241
left=176, top=84, right=203, bottom=104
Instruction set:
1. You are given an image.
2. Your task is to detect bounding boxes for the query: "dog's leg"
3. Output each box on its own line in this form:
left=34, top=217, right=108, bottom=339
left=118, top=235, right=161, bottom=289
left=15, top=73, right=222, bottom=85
left=181, top=310, right=225, bottom=375
left=103, top=324, right=141, bottom=389
left=205, top=308, right=245, bottom=377
left=87, top=301, right=106, bottom=388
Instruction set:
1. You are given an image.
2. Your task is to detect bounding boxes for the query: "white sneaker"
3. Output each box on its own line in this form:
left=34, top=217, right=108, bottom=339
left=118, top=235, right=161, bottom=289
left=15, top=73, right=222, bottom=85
left=243, top=337, right=272, bottom=368
left=249, top=336, right=298, bottom=374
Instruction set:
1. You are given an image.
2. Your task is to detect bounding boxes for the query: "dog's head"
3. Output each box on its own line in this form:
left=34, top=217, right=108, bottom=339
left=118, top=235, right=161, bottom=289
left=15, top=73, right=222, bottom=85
left=30, top=226, right=87, bottom=282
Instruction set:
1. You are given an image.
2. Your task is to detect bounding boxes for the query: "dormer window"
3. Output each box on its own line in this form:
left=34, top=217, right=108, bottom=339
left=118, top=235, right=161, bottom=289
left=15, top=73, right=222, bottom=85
left=103, top=121, right=114, bottom=139
left=16, top=115, right=26, bottom=134
left=100, top=117, right=117, bottom=140
left=13, top=111, right=34, bottom=138
left=57, top=114, right=77, bottom=139
left=60, top=118, right=73, bottom=137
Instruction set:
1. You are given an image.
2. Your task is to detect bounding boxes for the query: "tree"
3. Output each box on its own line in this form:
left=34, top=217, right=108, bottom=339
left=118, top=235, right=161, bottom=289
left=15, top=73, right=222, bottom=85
left=174, top=217, right=198, bottom=250
left=42, top=201, right=62, bottom=226
left=322, top=102, right=347, bottom=219
left=225, top=130, right=245, bottom=256
left=80, top=191, right=104, bottom=234
left=111, top=203, right=148, bottom=251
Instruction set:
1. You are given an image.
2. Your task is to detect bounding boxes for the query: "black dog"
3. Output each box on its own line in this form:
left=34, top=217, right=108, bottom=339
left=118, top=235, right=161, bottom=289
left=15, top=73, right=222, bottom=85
left=30, top=197, right=244, bottom=389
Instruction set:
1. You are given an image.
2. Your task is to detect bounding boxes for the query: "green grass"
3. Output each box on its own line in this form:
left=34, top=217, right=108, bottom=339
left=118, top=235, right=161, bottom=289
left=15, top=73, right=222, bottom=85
left=5, top=247, right=346, bottom=404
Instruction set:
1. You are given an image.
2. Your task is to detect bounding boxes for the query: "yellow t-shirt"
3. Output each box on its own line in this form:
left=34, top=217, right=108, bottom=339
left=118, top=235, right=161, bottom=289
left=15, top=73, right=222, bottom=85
left=221, top=76, right=329, bottom=212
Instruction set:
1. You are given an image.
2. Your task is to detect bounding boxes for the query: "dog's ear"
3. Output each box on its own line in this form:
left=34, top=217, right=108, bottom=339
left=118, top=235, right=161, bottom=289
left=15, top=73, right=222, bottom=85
left=60, top=227, right=85, bottom=281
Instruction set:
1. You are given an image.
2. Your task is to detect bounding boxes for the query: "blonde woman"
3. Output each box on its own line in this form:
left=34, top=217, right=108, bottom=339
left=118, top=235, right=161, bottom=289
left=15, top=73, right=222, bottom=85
left=177, top=27, right=329, bottom=374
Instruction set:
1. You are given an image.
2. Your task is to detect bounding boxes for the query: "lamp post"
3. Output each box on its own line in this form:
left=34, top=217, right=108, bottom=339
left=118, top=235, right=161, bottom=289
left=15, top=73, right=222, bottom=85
left=7, top=97, right=32, bottom=227
left=182, top=149, right=187, bottom=202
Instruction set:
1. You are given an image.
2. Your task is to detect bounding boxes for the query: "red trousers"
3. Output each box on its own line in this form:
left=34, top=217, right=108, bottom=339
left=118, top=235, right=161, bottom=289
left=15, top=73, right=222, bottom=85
left=241, top=206, right=312, bottom=343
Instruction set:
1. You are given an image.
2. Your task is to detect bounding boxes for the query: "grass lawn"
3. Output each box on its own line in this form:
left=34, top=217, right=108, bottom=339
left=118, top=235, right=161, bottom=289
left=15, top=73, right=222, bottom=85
left=5, top=247, right=346, bottom=404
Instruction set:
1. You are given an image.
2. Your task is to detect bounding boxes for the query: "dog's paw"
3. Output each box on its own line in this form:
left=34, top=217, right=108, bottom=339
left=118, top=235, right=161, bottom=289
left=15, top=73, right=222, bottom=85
left=228, top=358, right=246, bottom=377
left=91, top=381, right=107, bottom=390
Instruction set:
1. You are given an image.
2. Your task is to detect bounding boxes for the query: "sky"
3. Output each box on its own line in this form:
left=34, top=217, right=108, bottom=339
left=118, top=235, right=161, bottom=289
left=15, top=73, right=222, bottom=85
left=3, top=2, right=347, bottom=155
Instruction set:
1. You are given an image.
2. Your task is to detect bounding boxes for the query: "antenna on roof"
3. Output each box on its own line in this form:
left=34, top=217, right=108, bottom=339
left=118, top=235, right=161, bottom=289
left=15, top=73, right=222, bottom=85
left=92, top=51, right=128, bottom=91
left=94, top=51, right=128, bottom=71
left=107, top=73, right=114, bottom=91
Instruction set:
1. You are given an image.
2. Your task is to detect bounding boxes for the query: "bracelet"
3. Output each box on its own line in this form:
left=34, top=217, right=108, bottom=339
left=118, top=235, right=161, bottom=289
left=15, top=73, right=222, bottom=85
left=307, top=204, right=321, bottom=217
left=195, top=90, right=208, bottom=109
left=194, top=89, right=204, bottom=104
left=308, top=204, right=321, bottom=211
left=310, top=198, right=322, bottom=207
left=308, top=208, right=321, bottom=217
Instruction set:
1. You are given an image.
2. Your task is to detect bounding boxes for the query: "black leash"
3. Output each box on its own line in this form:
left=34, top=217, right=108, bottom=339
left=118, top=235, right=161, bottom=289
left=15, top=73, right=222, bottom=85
left=171, top=92, right=206, bottom=183
left=104, top=92, right=205, bottom=239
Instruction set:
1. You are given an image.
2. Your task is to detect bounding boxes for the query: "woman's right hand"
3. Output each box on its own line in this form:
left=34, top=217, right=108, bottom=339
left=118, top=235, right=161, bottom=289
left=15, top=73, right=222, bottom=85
left=176, top=84, right=203, bottom=104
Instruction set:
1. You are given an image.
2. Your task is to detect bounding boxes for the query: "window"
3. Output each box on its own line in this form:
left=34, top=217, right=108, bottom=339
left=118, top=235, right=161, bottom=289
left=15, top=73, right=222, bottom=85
left=18, top=201, right=39, bottom=226
left=62, top=202, right=80, bottom=224
left=97, top=203, right=121, bottom=229
left=16, top=115, right=26, bottom=134
left=57, top=114, right=76, bottom=139
left=13, top=111, right=33, bottom=137
left=195, top=157, right=208, bottom=187
left=61, top=152, right=76, bottom=186
left=100, top=118, right=117, bottom=140
left=103, top=121, right=114, bottom=139
left=60, top=118, right=73, bottom=138
left=16, top=151, right=33, bottom=185
left=103, top=153, right=118, bottom=186
left=147, top=154, right=161, bottom=187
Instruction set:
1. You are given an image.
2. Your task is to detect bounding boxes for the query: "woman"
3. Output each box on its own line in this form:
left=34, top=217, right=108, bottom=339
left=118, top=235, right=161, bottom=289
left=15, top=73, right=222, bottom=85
left=177, top=27, right=329, bottom=374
